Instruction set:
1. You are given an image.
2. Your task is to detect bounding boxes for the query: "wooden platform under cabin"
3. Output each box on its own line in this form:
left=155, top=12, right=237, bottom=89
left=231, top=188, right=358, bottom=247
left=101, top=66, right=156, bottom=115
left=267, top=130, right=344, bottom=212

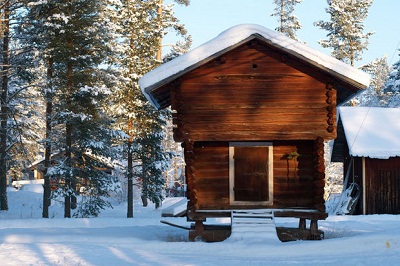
left=186, top=208, right=327, bottom=242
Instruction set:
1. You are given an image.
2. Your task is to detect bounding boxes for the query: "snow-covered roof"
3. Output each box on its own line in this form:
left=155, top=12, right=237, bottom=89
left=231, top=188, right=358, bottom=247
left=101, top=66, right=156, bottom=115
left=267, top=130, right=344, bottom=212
left=139, top=24, right=370, bottom=108
left=339, top=107, right=400, bottom=159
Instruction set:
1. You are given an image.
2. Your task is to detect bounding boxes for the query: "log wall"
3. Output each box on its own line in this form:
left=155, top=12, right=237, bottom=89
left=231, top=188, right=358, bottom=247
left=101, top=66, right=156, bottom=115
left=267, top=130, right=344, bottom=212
left=169, top=40, right=334, bottom=220
left=171, top=41, right=337, bottom=142
left=189, top=140, right=325, bottom=214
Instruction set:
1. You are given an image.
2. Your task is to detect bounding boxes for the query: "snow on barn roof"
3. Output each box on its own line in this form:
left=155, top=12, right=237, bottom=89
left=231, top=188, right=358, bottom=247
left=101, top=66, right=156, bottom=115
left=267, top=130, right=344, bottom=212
left=339, top=107, right=400, bottom=159
left=139, top=24, right=370, bottom=108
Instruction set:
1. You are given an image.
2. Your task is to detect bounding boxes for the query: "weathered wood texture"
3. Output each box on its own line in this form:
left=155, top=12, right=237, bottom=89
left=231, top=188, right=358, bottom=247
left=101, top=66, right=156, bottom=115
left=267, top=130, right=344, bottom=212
left=171, top=41, right=337, bottom=142
left=345, top=156, right=400, bottom=215
left=187, top=140, right=325, bottom=219
left=365, top=157, right=400, bottom=214
left=183, top=140, right=199, bottom=213
left=191, top=142, right=230, bottom=210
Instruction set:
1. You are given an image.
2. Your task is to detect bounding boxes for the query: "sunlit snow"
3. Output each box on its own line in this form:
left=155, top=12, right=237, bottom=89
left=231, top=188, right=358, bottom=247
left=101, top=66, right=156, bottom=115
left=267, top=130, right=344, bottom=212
left=0, top=186, right=399, bottom=265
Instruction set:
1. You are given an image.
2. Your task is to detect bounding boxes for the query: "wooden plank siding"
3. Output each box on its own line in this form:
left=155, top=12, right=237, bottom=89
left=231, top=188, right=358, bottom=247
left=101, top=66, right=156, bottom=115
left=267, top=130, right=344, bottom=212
left=188, top=140, right=325, bottom=218
left=365, top=157, right=400, bottom=214
left=344, top=157, right=400, bottom=215
left=171, top=41, right=337, bottom=142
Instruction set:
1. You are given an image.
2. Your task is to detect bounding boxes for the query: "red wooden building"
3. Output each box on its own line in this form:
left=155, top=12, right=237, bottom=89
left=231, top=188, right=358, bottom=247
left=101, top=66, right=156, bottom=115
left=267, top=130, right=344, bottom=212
left=332, top=107, right=400, bottom=215
left=139, top=24, right=370, bottom=241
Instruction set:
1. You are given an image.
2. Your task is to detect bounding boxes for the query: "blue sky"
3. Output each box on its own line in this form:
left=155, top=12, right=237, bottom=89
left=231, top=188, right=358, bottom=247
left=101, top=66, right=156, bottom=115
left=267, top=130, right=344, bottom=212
left=166, top=0, right=400, bottom=68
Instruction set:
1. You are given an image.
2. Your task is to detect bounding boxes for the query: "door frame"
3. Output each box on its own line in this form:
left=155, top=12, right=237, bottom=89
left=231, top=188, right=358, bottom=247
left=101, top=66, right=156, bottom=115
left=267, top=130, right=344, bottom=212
left=229, top=142, right=273, bottom=206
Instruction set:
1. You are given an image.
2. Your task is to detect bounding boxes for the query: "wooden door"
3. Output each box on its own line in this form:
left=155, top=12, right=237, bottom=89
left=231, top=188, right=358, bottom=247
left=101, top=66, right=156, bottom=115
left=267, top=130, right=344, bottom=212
left=230, top=144, right=272, bottom=204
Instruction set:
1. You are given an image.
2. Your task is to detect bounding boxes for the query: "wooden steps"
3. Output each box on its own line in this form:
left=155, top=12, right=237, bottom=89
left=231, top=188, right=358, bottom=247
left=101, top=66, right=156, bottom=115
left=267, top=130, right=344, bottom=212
left=227, top=210, right=279, bottom=243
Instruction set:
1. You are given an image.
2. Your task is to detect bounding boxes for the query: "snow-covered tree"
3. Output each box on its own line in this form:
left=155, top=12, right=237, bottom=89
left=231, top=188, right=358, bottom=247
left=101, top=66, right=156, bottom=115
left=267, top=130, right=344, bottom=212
left=111, top=0, right=190, bottom=217
left=0, top=0, right=13, bottom=211
left=387, top=93, right=400, bottom=107
left=163, top=117, right=185, bottom=197
left=315, top=0, right=374, bottom=66
left=324, top=142, right=343, bottom=201
left=355, top=56, right=391, bottom=106
left=271, top=0, right=302, bottom=41
left=362, top=56, right=391, bottom=95
left=23, top=0, right=121, bottom=218
left=385, top=59, right=400, bottom=94
left=20, top=0, right=57, bottom=217
left=385, top=55, right=400, bottom=107
left=1, top=0, right=44, bottom=211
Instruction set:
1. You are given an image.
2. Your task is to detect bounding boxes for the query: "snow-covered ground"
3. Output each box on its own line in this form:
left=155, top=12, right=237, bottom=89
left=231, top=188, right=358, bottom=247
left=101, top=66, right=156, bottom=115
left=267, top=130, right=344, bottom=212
left=1, top=186, right=399, bottom=266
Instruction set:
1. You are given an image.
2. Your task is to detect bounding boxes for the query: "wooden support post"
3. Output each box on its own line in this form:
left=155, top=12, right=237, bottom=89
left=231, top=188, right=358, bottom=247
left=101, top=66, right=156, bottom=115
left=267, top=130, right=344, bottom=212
left=298, top=218, right=307, bottom=239
left=310, top=220, right=318, bottom=239
left=299, top=218, right=306, bottom=230
left=194, top=220, right=205, bottom=241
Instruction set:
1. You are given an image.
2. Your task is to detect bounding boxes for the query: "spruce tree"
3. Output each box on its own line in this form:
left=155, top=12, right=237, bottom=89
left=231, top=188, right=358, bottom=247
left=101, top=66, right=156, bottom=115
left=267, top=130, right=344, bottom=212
left=24, top=0, right=119, bottom=218
left=0, top=0, right=11, bottom=210
left=111, top=0, right=190, bottom=217
left=385, top=58, right=400, bottom=94
left=1, top=0, right=41, bottom=210
left=385, top=56, right=400, bottom=107
left=271, top=0, right=302, bottom=41
left=22, top=0, right=57, bottom=217
left=315, top=0, right=374, bottom=66
left=356, top=56, right=391, bottom=106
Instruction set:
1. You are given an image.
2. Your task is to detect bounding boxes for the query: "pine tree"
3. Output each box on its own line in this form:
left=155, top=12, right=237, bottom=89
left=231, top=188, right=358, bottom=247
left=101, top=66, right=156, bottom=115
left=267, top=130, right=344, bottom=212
left=355, top=56, right=391, bottom=106
left=385, top=55, right=400, bottom=107
left=20, top=0, right=56, bottom=217
left=387, top=92, right=400, bottom=107
left=1, top=0, right=42, bottom=210
left=271, top=0, right=302, bottom=41
left=315, top=0, right=374, bottom=66
left=385, top=58, right=400, bottom=94
left=324, top=141, right=342, bottom=201
left=133, top=104, right=168, bottom=208
left=24, top=0, right=120, bottom=218
left=0, top=0, right=11, bottom=210
left=163, top=117, right=185, bottom=197
left=111, top=0, right=190, bottom=217
left=362, top=56, right=391, bottom=96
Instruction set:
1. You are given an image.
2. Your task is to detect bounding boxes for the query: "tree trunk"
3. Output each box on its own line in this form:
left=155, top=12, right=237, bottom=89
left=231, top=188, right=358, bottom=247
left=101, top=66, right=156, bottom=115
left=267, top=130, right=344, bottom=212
left=350, top=41, right=355, bottom=67
left=141, top=195, right=148, bottom=207
left=127, top=118, right=135, bottom=217
left=42, top=101, right=53, bottom=216
left=127, top=138, right=133, bottom=218
left=156, top=0, right=163, bottom=62
left=71, top=165, right=77, bottom=210
left=148, top=0, right=163, bottom=210
left=0, top=0, right=10, bottom=211
left=42, top=58, right=54, bottom=218
left=64, top=37, right=74, bottom=217
left=279, top=0, right=284, bottom=32
left=64, top=122, right=72, bottom=218
left=141, top=169, right=148, bottom=207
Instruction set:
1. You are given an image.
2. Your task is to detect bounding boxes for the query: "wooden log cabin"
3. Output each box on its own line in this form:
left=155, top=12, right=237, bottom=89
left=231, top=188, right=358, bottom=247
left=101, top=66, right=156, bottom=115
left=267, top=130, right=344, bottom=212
left=139, top=24, right=370, bottom=241
left=332, top=107, right=400, bottom=215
